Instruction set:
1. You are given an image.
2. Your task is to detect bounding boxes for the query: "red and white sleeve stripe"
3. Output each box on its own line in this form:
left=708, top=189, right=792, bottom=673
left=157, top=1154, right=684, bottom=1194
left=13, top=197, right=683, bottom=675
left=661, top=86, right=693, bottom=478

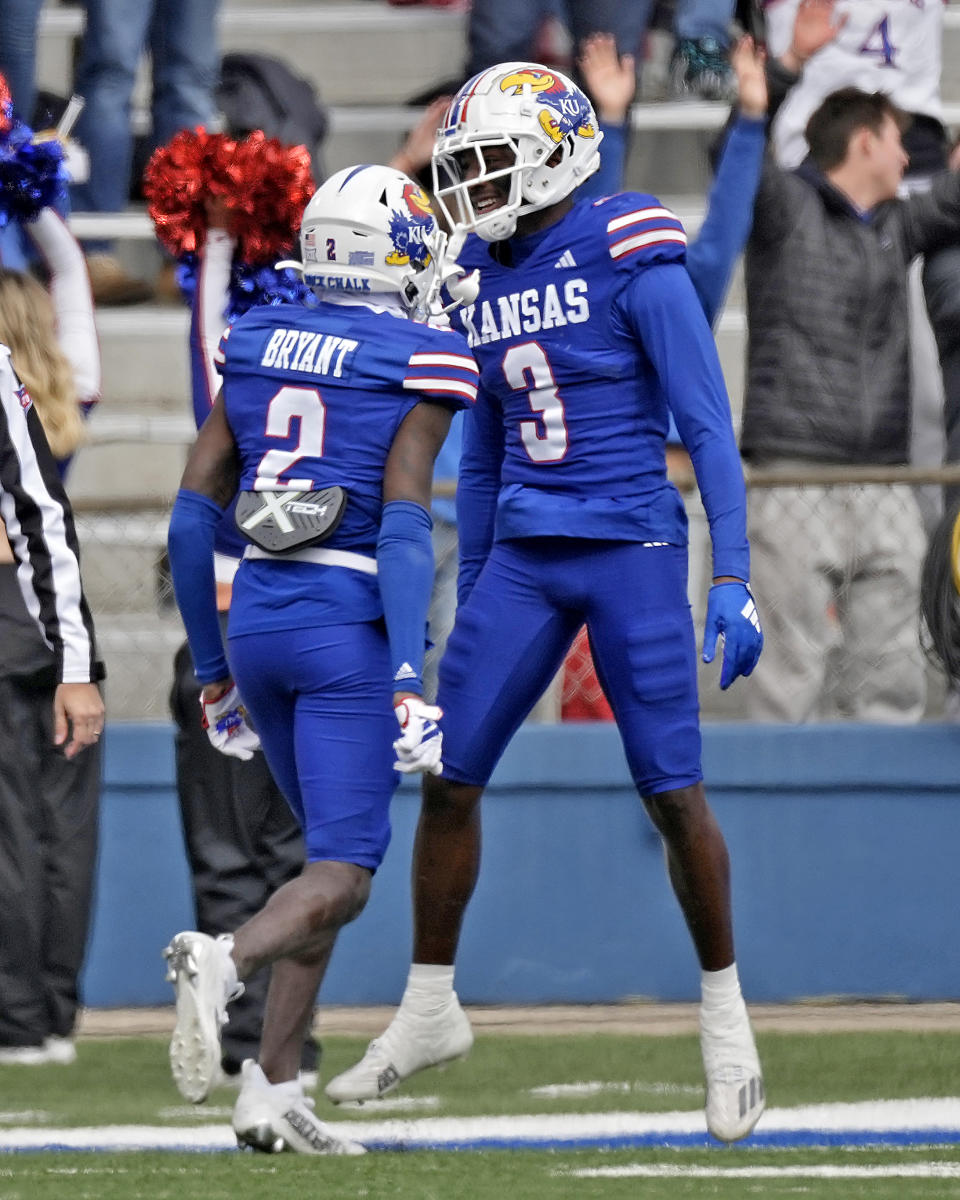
left=607, top=206, right=687, bottom=261
left=403, top=351, right=479, bottom=406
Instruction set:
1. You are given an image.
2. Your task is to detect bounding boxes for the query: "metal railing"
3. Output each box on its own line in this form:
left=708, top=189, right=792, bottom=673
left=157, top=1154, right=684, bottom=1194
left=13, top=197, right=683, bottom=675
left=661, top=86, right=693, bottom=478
left=73, top=463, right=960, bottom=722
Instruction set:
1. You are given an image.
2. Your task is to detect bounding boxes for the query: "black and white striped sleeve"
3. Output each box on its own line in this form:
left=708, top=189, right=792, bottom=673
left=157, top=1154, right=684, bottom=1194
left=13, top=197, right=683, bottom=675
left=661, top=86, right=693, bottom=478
left=0, top=348, right=100, bottom=683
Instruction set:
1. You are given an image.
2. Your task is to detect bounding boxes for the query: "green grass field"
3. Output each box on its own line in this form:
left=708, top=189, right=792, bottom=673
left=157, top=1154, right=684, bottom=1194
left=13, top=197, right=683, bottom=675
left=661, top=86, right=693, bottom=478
left=1, top=1029, right=960, bottom=1199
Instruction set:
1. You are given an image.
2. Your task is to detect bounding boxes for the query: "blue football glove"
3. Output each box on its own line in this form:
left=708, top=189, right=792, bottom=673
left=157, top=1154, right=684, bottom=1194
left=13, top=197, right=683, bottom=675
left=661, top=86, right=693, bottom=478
left=702, top=582, right=763, bottom=690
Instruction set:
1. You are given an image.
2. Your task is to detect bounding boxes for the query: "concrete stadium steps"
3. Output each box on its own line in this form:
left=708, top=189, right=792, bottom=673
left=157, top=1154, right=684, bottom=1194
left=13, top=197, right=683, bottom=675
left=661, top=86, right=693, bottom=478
left=36, top=3, right=468, bottom=109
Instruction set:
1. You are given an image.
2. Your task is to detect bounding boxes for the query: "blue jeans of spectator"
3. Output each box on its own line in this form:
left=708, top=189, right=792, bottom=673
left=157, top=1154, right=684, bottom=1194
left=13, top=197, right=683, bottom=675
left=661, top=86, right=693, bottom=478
left=72, top=0, right=219, bottom=217
left=467, top=0, right=652, bottom=78
left=674, top=0, right=735, bottom=44
left=0, top=0, right=43, bottom=123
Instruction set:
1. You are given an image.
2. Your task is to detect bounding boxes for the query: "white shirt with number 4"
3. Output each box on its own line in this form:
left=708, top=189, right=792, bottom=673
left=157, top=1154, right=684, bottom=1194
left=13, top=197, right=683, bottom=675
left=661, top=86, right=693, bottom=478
left=762, top=0, right=944, bottom=168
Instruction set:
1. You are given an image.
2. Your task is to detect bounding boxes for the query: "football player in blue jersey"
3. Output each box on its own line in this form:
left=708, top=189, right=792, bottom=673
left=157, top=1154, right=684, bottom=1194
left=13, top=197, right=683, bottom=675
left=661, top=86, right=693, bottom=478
left=161, top=164, right=478, bottom=1155
left=326, top=65, right=766, bottom=1143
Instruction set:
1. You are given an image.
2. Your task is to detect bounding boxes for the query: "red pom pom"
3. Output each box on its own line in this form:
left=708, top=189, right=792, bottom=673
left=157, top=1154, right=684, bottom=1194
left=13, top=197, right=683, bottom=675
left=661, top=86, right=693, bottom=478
left=0, top=75, right=12, bottom=137
left=228, top=133, right=315, bottom=264
left=144, top=127, right=315, bottom=265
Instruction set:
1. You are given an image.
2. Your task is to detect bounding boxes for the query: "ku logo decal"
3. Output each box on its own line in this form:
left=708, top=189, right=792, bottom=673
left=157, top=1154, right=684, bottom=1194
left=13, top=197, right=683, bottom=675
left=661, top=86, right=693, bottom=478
left=499, top=67, right=596, bottom=144
left=385, top=184, right=435, bottom=268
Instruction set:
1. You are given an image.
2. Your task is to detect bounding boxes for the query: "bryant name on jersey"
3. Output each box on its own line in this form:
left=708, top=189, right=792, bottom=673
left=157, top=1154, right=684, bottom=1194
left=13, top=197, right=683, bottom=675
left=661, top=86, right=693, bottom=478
left=260, top=329, right=359, bottom=378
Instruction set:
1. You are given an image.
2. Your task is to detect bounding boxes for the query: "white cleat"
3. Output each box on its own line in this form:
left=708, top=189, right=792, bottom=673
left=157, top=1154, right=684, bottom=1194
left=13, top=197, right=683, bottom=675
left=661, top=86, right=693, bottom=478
left=163, top=931, right=242, bottom=1104
left=43, top=1036, right=78, bottom=1066
left=233, top=1060, right=365, bottom=1155
left=324, top=996, right=474, bottom=1104
left=700, top=999, right=765, bottom=1142
left=0, top=1043, right=55, bottom=1065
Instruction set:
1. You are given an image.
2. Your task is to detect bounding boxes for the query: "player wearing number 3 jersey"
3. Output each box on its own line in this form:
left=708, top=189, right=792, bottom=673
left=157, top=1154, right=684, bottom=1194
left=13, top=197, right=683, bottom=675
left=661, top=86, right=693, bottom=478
left=163, top=165, right=475, bottom=1154
left=326, top=63, right=766, bottom=1144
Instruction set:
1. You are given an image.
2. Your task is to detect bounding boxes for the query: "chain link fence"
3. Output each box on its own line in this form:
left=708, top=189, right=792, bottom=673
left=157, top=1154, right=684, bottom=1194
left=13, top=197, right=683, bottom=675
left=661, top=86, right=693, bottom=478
left=74, top=465, right=960, bottom=723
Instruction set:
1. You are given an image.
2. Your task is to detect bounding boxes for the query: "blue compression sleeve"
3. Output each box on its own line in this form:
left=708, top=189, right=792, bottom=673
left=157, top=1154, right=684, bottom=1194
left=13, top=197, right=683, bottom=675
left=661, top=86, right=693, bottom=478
left=377, top=499, right=434, bottom=693
left=619, top=264, right=749, bottom=580
left=168, top=487, right=231, bottom=682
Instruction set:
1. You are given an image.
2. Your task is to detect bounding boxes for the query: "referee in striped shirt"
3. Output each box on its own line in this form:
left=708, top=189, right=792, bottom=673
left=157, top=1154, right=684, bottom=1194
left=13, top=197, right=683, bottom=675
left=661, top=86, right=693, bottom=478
left=0, top=344, right=103, bottom=753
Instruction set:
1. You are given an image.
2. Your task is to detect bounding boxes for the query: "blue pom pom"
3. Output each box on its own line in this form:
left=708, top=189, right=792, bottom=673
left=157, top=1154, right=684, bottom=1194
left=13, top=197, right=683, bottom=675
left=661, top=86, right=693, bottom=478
left=173, top=254, right=317, bottom=321
left=0, top=121, right=68, bottom=227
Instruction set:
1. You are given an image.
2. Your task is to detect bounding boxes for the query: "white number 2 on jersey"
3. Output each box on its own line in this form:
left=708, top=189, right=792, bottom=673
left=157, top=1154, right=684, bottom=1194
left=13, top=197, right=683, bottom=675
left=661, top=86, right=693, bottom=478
left=254, top=385, right=327, bottom=489
left=503, top=342, right=569, bottom=463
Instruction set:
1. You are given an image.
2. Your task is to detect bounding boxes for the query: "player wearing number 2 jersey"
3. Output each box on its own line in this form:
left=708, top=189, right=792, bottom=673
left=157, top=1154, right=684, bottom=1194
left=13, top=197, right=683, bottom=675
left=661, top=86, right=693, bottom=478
left=162, top=165, right=476, bottom=1155
left=327, top=63, right=766, bottom=1144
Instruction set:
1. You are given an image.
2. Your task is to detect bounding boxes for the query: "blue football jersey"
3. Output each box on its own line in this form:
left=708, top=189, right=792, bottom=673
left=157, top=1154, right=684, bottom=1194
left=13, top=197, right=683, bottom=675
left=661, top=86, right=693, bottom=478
left=452, top=191, right=748, bottom=580
left=216, top=301, right=476, bottom=633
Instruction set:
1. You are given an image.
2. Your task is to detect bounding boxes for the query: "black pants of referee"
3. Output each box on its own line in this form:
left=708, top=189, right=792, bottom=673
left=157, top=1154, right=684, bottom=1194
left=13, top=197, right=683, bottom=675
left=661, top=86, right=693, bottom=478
left=0, top=671, right=100, bottom=1049
left=170, top=639, right=317, bottom=1077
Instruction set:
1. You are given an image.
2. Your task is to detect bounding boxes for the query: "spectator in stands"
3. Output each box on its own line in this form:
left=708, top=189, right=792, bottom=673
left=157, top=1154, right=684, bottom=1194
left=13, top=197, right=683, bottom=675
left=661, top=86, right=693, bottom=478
left=739, top=76, right=960, bottom=721
left=670, top=0, right=738, bottom=100
left=762, top=0, right=956, bottom=526
left=464, top=0, right=739, bottom=103
left=71, top=0, right=221, bottom=305
left=0, top=200, right=104, bottom=1065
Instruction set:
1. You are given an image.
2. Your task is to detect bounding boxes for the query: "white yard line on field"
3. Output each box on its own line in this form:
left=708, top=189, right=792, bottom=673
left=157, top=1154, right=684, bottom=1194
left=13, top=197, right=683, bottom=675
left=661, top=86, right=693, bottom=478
left=565, top=1164, right=960, bottom=1179
left=1, top=1097, right=959, bottom=1153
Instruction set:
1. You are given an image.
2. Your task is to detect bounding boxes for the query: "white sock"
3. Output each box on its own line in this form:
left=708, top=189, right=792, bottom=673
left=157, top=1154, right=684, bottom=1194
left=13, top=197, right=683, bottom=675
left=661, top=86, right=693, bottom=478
left=400, top=963, right=455, bottom=1016
left=701, top=963, right=743, bottom=1013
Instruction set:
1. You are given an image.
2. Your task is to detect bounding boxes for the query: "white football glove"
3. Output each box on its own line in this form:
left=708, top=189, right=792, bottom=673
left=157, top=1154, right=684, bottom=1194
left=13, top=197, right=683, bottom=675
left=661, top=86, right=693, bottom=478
left=393, top=697, right=443, bottom=775
left=200, top=684, right=261, bottom=761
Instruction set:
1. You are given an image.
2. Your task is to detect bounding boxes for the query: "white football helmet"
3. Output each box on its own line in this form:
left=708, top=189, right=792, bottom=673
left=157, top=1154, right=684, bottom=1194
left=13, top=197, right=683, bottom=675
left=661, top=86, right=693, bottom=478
left=432, top=62, right=603, bottom=242
left=283, top=164, right=440, bottom=312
